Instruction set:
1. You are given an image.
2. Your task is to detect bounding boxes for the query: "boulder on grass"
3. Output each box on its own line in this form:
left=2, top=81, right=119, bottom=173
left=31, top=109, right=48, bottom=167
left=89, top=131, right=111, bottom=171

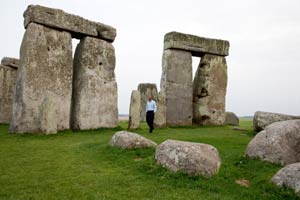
left=271, top=162, right=300, bottom=195
left=155, top=139, right=221, bottom=177
left=246, top=120, right=300, bottom=165
left=109, top=131, right=157, bottom=149
left=253, top=111, right=300, bottom=131
left=224, top=112, right=239, bottom=126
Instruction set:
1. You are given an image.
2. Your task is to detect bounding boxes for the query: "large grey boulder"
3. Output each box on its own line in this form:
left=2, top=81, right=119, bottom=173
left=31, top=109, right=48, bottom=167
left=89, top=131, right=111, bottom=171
left=0, top=64, right=18, bottom=123
left=271, top=162, right=300, bottom=195
left=137, top=83, right=158, bottom=121
left=1, top=57, right=19, bottom=69
left=164, top=32, right=229, bottom=57
left=224, top=112, right=239, bottom=126
left=253, top=111, right=300, bottom=131
left=10, top=22, right=73, bottom=134
left=193, top=54, right=227, bottom=125
left=160, top=49, right=193, bottom=126
left=246, top=120, right=300, bottom=165
left=128, top=90, right=141, bottom=129
left=24, top=5, right=116, bottom=42
left=109, top=131, right=157, bottom=149
left=155, top=139, right=221, bottom=177
left=71, top=36, right=118, bottom=130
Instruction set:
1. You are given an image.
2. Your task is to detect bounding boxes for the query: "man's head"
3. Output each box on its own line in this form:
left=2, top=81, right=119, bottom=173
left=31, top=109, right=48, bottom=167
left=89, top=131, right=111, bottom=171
left=148, top=96, right=153, bottom=101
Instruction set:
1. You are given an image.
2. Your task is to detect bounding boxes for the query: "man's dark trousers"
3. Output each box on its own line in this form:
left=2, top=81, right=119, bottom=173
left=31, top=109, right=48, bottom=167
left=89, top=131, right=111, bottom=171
left=146, top=111, right=154, bottom=133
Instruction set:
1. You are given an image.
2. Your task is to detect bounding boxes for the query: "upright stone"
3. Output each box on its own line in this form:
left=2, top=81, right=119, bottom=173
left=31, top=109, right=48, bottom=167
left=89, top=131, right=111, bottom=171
left=128, top=90, right=141, bottom=129
left=10, top=23, right=73, bottom=134
left=193, top=54, right=227, bottom=125
left=0, top=64, right=18, bottom=124
left=154, top=92, right=167, bottom=128
left=71, top=36, right=118, bottom=130
left=161, top=49, right=193, bottom=126
left=137, top=83, right=158, bottom=121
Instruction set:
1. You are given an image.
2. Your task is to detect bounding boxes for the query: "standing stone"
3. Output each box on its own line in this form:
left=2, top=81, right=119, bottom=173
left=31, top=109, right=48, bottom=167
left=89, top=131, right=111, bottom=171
left=224, top=112, right=239, bottom=126
left=253, top=111, right=300, bottom=131
left=128, top=90, right=141, bottom=129
left=193, top=54, right=227, bottom=125
left=71, top=36, right=118, bottom=130
left=0, top=64, right=18, bottom=124
left=9, top=23, right=73, bottom=134
left=160, top=49, right=193, bottom=126
left=154, top=92, right=167, bottom=128
left=137, top=83, right=158, bottom=121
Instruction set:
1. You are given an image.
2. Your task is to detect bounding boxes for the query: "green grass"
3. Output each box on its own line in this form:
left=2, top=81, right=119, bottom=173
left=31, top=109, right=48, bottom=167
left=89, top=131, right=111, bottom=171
left=0, top=120, right=298, bottom=200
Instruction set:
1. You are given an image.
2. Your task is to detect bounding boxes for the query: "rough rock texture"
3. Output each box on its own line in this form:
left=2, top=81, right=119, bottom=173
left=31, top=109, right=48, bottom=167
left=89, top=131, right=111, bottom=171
left=71, top=36, right=118, bottom=130
left=253, top=111, right=300, bottom=131
left=154, top=92, right=167, bottom=128
left=0, top=65, right=18, bottom=123
left=128, top=90, right=141, bottom=129
left=160, top=49, right=193, bottom=126
left=224, top=112, right=239, bottom=126
left=137, top=83, right=158, bottom=121
left=109, top=131, right=157, bottom=149
left=246, top=120, right=300, bottom=165
left=10, top=23, right=73, bottom=134
left=24, top=5, right=116, bottom=42
left=271, top=162, right=300, bottom=195
left=193, top=54, right=227, bottom=125
left=155, top=140, right=221, bottom=177
left=1, top=57, right=19, bottom=69
left=164, top=32, right=229, bottom=57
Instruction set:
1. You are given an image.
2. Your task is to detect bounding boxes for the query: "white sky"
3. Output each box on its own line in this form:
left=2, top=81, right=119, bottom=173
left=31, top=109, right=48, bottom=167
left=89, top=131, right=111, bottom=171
left=1, top=0, right=300, bottom=116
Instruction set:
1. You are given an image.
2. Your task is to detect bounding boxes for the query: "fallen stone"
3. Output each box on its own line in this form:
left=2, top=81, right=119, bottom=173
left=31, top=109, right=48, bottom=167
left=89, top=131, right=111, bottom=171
left=235, top=179, right=250, bottom=188
left=224, top=112, right=239, bottom=126
left=109, top=131, right=157, bottom=149
left=271, top=162, right=300, bottom=195
left=137, top=83, right=158, bottom=121
left=0, top=65, right=18, bottom=124
left=253, top=111, right=300, bottom=131
left=246, top=120, right=300, bottom=165
left=232, top=127, right=247, bottom=131
left=128, top=90, right=141, bottom=129
left=10, top=22, right=73, bottom=134
left=160, top=49, right=193, bottom=126
left=154, top=92, right=167, bottom=128
left=1, top=57, right=19, bottom=69
left=164, top=32, right=229, bottom=57
left=71, top=36, right=118, bottom=130
left=24, top=5, right=116, bottom=42
left=193, top=54, right=227, bottom=125
left=155, top=139, right=221, bottom=177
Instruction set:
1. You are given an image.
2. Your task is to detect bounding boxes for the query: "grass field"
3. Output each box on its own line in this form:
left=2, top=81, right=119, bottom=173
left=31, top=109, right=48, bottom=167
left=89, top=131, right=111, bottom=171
left=0, top=119, right=298, bottom=200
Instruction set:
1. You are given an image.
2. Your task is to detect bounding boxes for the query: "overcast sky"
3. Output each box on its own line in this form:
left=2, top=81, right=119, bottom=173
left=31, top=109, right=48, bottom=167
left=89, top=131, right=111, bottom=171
left=1, top=0, right=300, bottom=116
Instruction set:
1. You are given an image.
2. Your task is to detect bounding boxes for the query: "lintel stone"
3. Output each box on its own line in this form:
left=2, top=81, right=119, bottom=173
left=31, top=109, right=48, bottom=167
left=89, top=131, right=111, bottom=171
left=1, top=57, right=19, bottom=69
left=164, top=32, right=229, bottom=57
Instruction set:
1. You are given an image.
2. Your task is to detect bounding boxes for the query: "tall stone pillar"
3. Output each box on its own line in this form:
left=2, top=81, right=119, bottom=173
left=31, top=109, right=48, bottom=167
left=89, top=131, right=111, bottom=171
left=71, top=36, right=118, bottom=130
left=9, top=22, right=73, bottom=134
left=160, top=49, right=193, bottom=126
left=193, top=54, right=227, bottom=125
left=137, top=83, right=158, bottom=121
left=128, top=90, right=141, bottom=129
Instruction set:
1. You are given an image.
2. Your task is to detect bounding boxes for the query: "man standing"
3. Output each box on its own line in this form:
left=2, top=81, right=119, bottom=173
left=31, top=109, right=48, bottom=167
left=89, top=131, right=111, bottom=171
left=146, top=96, right=156, bottom=133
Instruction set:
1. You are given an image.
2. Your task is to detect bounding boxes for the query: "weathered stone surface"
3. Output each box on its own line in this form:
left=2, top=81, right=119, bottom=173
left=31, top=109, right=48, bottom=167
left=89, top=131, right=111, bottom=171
left=154, top=92, right=167, bottom=128
left=71, top=36, right=118, bottom=130
left=164, top=32, right=229, bottom=57
left=271, top=162, right=300, bottom=195
left=1, top=57, right=19, bottom=69
left=160, top=49, right=193, bottom=126
left=0, top=65, right=18, bottom=124
left=24, top=5, right=116, bottom=42
left=128, top=90, right=141, bottom=129
left=155, top=139, right=221, bottom=177
left=109, top=131, right=157, bottom=149
left=246, top=120, right=300, bottom=165
left=193, top=54, right=227, bottom=125
left=137, top=83, right=158, bottom=121
left=10, top=23, right=73, bottom=134
left=253, top=111, right=300, bottom=131
left=224, top=112, right=239, bottom=126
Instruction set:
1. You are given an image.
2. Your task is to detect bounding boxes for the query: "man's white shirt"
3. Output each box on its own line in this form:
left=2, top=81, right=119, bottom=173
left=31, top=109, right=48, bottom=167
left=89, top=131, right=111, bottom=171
left=146, top=100, right=157, bottom=113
